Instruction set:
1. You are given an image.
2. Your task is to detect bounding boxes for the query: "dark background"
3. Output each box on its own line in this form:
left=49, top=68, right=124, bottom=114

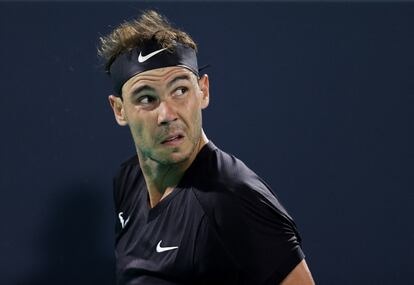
left=0, top=1, right=413, bottom=284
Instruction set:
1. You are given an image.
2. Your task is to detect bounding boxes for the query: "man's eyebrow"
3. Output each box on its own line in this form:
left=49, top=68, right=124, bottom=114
left=166, top=75, right=191, bottom=89
left=130, top=75, right=191, bottom=95
left=131, top=85, right=155, bottom=96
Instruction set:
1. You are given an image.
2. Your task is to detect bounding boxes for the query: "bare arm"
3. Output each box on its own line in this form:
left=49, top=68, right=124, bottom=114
left=279, top=259, right=315, bottom=285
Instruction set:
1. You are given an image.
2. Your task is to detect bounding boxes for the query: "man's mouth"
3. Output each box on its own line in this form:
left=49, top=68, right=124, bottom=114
left=161, top=134, right=185, bottom=144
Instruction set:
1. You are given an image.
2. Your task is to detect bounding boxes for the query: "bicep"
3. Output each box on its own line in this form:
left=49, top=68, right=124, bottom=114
left=279, top=259, right=315, bottom=285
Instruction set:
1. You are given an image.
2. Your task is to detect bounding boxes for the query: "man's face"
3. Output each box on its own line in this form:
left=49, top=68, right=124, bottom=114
left=110, top=66, right=209, bottom=165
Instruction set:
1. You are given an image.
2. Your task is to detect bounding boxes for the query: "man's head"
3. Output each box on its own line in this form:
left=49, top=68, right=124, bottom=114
left=98, top=10, right=210, bottom=165
left=98, top=10, right=199, bottom=97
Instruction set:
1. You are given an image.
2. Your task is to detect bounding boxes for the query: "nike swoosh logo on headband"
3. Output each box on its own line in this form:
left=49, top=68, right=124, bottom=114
left=138, top=47, right=168, bottom=63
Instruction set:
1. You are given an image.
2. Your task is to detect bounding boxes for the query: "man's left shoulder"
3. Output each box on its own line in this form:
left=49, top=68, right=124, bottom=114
left=192, top=143, right=293, bottom=223
left=197, top=142, right=267, bottom=193
left=191, top=144, right=305, bottom=284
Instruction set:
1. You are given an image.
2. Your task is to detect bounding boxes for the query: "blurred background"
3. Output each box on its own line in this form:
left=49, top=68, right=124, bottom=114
left=0, top=1, right=413, bottom=284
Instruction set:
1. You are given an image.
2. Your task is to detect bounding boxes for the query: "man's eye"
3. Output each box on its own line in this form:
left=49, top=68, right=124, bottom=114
left=138, top=95, right=156, bottom=104
left=173, top=87, right=188, bottom=97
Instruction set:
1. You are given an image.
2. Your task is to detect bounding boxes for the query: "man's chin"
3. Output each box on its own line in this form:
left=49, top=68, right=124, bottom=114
left=158, top=150, right=191, bottom=165
left=149, top=137, right=200, bottom=165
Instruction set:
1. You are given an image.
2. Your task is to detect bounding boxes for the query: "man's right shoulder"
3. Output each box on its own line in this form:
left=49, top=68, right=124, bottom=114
left=114, top=154, right=140, bottom=186
left=113, top=154, right=139, bottom=182
left=113, top=154, right=141, bottom=211
left=120, top=154, right=139, bottom=167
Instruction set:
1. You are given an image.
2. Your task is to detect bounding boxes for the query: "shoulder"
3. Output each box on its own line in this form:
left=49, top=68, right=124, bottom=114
left=192, top=141, right=260, bottom=191
left=191, top=141, right=293, bottom=223
left=191, top=142, right=305, bottom=283
left=112, top=154, right=141, bottom=211
left=116, top=154, right=139, bottom=177
left=113, top=154, right=140, bottom=190
left=120, top=154, right=139, bottom=168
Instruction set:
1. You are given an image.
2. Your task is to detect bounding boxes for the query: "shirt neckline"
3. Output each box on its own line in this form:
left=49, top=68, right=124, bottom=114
left=145, top=140, right=216, bottom=222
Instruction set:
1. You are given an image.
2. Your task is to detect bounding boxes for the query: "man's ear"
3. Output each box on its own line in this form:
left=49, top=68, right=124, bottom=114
left=198, top=74, right=210, bottom=109
left=108, top=95, right=128, bottom=126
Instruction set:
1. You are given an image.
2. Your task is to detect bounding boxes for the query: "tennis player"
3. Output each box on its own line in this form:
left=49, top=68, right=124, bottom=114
left=98, top=10, right=315, bottom=285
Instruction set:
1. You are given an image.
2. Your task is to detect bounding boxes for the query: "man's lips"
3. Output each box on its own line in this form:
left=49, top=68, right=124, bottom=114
left=161, top=132, right=185, bottom=144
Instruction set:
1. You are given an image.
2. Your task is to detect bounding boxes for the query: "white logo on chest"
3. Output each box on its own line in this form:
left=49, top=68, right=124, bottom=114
left=118, top=212, right=130, bottom=229
left=156, top=240, right=179, bottom=253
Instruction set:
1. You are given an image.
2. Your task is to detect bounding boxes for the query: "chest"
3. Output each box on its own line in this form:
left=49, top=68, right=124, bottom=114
left=115, top=187, right=205, bottom=283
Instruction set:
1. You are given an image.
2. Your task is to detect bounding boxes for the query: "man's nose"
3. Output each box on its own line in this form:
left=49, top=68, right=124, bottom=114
left=157, top=101, right=177, bottom=125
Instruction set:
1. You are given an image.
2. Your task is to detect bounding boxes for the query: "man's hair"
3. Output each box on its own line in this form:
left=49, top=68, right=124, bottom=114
left=97, top=10, right=197, bottom=73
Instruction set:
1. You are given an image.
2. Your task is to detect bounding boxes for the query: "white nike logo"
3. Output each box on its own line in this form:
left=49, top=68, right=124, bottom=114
left=118, top=212, right=130, bottom=229
left=156, top=240, right=179, bottom=253
left=138, top=47, right=167, bottom=63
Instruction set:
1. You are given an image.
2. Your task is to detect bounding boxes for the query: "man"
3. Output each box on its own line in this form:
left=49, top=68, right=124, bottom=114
left=98, top=10, right=314, bottom=285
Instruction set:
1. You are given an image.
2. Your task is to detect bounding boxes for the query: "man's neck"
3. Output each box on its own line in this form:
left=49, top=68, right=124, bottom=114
left=137, top=131, right=209, bottom=208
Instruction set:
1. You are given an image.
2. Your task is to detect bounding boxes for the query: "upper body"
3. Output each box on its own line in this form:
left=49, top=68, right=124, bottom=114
left=113, top=140, right=306, bottom=285
left=99, top=10, right=314, bottom=285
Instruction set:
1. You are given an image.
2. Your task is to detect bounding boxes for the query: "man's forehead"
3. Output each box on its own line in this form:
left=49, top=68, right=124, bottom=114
left=124, top=66, right=196, bottom=89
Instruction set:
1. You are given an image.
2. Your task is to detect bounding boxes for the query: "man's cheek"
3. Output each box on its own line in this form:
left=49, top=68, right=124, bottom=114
left=130, top=123, right=144, bottom=143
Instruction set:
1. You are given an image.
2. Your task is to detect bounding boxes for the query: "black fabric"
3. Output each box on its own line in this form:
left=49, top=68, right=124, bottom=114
left=113, top=141, right=305, bottom=285
left=109, top=39, right=199, bottom=95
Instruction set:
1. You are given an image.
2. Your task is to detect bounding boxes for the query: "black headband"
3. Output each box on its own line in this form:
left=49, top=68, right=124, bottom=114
left=109, top=40, right=199, bottom=95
